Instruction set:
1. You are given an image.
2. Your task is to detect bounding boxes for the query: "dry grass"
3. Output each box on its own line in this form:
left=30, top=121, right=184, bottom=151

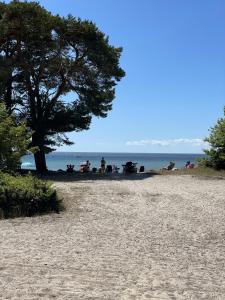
left=156, top=167, right=225, bottom=179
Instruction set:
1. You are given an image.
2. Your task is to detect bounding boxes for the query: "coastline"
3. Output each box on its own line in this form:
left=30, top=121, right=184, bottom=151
left=21, top=152, right=206, bottom=172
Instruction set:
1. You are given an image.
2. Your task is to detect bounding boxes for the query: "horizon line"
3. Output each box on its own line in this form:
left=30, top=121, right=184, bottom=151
left=53, top=151, right=205, bottom=155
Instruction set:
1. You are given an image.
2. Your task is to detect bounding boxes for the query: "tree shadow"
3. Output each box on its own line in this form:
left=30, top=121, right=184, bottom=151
left=33, top=170, right=159, bottom=182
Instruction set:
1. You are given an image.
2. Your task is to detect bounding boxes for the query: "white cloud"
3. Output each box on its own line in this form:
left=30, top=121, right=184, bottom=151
left=126, top=138, right=208, bottom=147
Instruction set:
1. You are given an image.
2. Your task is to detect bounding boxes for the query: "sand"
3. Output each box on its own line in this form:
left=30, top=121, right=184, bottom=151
left=0, top=174, right=225, bottom=299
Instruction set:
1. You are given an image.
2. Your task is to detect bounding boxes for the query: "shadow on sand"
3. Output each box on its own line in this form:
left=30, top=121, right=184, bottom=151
left=20, top=170, right=159, bottom=182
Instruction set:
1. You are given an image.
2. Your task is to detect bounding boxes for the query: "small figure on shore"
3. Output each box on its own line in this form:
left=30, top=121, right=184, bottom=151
left=80, top=160, right=91, bottom=172
left=185, top=161, right=195, bottom=169
left=106, top=165, right=112, bottom=173
left=100, top=157, right=106, bottom=173
left=113, top=165, right=120, bottom=173
left=66, top=164, right=74, bottom=173
left=163, top=161, right=175, bottom=171
left=123, top=161, right=137, bottom=174
left=86, top=160, right=91, bottom=171
left=185, top=161, right=191, bottom=168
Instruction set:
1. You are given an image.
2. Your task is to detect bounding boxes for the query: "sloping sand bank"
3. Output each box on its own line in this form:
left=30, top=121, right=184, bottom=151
left=0, top=175, right=225, bottom=299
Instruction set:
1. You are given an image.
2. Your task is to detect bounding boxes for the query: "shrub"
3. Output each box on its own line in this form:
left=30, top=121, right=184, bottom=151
left=0, top=172, right=62, bottom=218
left=0, top=103, right=32, bottom=171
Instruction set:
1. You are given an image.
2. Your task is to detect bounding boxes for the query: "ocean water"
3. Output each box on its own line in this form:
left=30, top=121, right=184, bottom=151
left=21, top=152, right=205, bottom=171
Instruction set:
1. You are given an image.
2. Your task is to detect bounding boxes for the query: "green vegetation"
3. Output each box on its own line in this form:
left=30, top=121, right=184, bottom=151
left=158, top=167, right=225, bottom=178
left=199, top=108, right=225, bottom=170
left=0, top=101, right=61, bottom=220
left=0, top=103, right=31, bottom=171
left=0, top=172, right=62, bottom=219
left=0, top=1, right=125, bottom=172
left=0, top=0, right=125, bottom=217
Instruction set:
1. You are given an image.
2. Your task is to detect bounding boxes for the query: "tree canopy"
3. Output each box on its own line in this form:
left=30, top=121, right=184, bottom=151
left=0, top=1, right=125, bottom=171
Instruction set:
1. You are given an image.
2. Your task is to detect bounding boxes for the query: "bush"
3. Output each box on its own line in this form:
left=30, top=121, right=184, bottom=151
left=0, top=103, right=32, bottom=171
left=0, top=172, right=62, bottom=218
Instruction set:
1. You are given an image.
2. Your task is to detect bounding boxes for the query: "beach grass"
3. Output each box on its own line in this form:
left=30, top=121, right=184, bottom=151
left=156, top=167, right=225, bottom=178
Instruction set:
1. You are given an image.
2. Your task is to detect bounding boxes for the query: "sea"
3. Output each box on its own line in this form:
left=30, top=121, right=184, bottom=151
left=21, top=152, right=205, bottom=172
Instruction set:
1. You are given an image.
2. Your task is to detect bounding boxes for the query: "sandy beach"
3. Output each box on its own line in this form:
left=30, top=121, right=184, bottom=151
left=0, top=174, right=225, bottom=299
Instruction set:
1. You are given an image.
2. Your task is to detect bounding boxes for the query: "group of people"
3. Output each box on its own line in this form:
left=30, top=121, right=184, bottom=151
left=79, top=159, right=141, bottom=174
left=67, top=158, right=195, bottom=173
left=162, top=160, right=195, bottom=171
left=78, top=157, right=119, bottom=174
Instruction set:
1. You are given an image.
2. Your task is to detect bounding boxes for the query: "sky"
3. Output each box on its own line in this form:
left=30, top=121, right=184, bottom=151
left=6, top=0, right=225, bottom=153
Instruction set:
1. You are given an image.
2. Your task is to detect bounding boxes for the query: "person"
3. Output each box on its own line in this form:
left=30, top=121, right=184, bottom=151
left=123, top=161, right=137, bottom=174
left=163, top=161, right=175, bottom=170
left=185, top=161, right=191, bottom=168
left=100, top=157, right=106, bottom=173
left=86, top=160, right=91, bottom=171
left=106, top=165, right=112, bottom=173
left=66, top=164, right=74, bottom=173
left=189, top=163, right=195, bottom=169
left=80, top=160, right=91, bottom=172
left=113, top=165, right=120, bottom=173
left=186, top=161, right=195, bottom=169
left=168, top=161, right=175, bottom=170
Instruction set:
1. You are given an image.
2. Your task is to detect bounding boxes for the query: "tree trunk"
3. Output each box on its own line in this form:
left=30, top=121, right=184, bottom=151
left=32, top=132, right=47, bottom=172
left=34, top=148, right=47, bottom=173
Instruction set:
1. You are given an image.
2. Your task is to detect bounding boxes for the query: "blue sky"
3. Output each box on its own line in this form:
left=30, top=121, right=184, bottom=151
left=9, top=0, right=225, bottom=153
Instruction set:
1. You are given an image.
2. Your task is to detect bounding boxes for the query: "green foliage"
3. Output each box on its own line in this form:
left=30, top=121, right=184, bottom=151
left=199, top=108, right=225, bottom=170
left=0, top=1, right=125, bottom=171
left=0, top=172, right=62, bottom=218
left=0, top=103, right=31, bottom=171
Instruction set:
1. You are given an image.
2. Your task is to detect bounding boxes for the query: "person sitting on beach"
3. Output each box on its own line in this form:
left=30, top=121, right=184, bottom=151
left=106, top=165, right=112, bottom=173
left=66, top=164, right=74, bottom=173
left=113, top=165, right=120, bottom=173
left=123, top=161, right=137, bottom=174
left=100, top=157, right=106, bottom=173
left=185, top=161, right=191, bottom=168
left=80, top=160, right=91, bottom=172
left=163, top=161, right=175, bottom=171
left=186, top=161, right=195, bottom=169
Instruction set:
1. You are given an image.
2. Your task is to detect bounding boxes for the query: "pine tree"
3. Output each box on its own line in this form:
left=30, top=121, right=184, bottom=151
left=0, top=1, right=125, bottom=171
